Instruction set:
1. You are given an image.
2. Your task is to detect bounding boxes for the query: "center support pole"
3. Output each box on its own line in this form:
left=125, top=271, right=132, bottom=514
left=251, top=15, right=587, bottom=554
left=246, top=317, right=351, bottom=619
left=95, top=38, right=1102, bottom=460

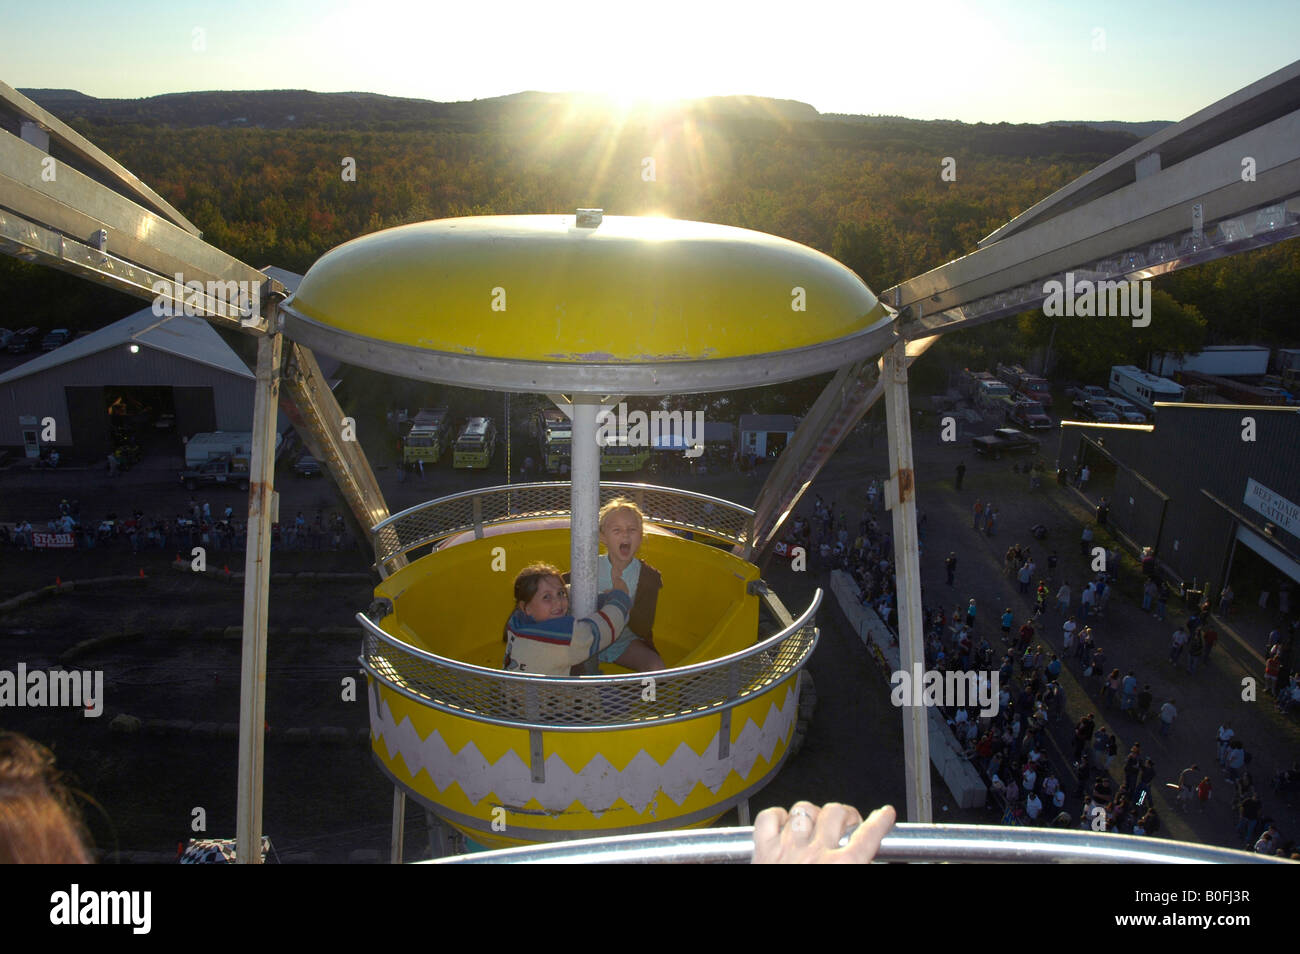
left=570, top=396, right=601, bottom=673
left=882, top=337, right=932, bottom=824
left=236, top=331, right=282, bottom=863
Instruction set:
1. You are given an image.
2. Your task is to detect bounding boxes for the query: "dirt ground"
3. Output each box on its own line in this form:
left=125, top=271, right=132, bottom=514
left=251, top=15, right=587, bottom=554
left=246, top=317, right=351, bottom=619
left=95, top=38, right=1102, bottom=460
left=2, top=396, right=1297, bottom=861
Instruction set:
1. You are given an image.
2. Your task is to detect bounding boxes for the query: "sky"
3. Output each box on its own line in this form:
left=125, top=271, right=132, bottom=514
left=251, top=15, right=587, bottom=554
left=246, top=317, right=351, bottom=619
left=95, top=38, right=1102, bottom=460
left=3, top=0, right=1299, bottom=124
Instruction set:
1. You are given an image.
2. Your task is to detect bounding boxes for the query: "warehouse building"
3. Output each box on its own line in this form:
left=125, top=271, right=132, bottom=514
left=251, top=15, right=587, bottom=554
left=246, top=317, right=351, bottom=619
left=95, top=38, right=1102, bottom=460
left=1063, top=403, right=1300, bottom=614
left=0, top=267, right=303, bottom=460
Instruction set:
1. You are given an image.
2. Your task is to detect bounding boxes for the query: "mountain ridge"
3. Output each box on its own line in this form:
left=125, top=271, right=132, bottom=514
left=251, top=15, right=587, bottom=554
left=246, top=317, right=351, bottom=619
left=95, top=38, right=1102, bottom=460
left=17, top=87, right=1166, bottom=140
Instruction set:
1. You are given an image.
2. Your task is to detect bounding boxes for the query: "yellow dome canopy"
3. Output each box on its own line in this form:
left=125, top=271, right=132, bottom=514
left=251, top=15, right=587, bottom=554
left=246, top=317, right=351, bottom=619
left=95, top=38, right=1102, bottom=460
left=280, top=213, right=894, bottom=394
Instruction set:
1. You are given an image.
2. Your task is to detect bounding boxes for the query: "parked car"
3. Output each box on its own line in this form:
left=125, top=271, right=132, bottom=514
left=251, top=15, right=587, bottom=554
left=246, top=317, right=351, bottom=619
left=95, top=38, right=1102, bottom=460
left=1006, top=399, right=1054, bottom=430
left=1071, top=399, right=1121, bottom=423
left=972, top=428, right=1040, bottom=458
left=1101, top=397, right=1147, bottom=423
left=6, top=327, right=39, bottom=353
left=294, top=455, right=323, bottom=477
left=40, top=328, right=71, bottom=351
left=0, top=328, right=13, bottom=347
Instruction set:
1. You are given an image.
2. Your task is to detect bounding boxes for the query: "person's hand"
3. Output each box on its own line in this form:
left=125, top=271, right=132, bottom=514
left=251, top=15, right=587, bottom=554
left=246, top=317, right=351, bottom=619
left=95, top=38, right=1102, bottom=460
left=610, top=563, right=629, bottom=595
left=752, top=802, right=895, bottom=864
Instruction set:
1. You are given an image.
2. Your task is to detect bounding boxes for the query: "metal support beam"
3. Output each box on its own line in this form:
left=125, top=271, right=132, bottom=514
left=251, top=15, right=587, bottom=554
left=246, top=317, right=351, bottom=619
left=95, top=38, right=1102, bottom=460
left=0, top=130, right=274, bottom=331
left=0, top=80, right=200, bottom=231
left=743, top=359, right=880, bottom=560
left=571, top=397, right=601, bottom=672
left=278, top=339, right=403, bottom=567
left=570, top=401, right=601, bottom=593
left=882, top=338, right=931, bottom=825
left=391, top=788, right=406, bottom=864
left=0, top=206, right=191, bottom=308
left=744, top=335, right=939, bottom=562
left=235, top=332, right=282, bottom=864
left=886, top=66, right=1300, bottom=340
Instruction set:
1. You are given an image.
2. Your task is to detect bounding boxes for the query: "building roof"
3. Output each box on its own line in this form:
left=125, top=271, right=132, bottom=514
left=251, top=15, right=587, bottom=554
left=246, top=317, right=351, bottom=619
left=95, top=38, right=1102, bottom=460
left=739, top=414, right=799, bottom=432
left=0, top=266, right=306, bottom=386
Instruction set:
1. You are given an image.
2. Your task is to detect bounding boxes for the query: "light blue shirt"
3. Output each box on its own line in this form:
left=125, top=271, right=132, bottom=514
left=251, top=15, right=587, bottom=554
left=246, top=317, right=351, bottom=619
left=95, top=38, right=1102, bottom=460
left=597, top=554, right=641, bottom=603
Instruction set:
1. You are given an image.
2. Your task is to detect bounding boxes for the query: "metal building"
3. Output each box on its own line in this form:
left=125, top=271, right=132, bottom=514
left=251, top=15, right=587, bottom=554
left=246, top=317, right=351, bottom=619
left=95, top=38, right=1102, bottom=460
left=1064, top=404, right=1300, bottom=607
left=0, top=267, right=302, bottom=458
left=738, top=413, right=798, bottom=458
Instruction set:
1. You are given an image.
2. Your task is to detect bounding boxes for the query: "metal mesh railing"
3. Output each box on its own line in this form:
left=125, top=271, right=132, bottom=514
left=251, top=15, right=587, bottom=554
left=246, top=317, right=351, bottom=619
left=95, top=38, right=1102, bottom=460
left=372, top=482, right=755, bottom=573
left=358, top=590, right=820, bottom=731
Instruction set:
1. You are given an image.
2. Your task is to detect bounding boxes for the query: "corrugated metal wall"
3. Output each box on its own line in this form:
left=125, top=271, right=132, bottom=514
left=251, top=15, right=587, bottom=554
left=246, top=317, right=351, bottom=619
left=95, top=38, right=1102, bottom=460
left=0, top=346, right=253, bottom=447
left=1065, top=406, right=1300, bottom=591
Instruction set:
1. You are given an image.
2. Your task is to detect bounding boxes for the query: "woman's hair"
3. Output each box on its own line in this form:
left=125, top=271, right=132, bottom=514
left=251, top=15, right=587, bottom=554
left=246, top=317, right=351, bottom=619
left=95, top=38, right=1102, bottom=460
left=598, top=497, right=644, bottom=533
left=504, top=562, right=566, bottom=643
left=0, top=731, right=93, bottom=863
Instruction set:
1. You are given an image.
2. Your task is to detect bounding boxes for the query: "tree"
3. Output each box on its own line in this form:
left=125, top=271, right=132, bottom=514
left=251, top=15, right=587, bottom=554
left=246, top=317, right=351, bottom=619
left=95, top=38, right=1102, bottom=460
left=1022, top=288, right=1205, bottom=382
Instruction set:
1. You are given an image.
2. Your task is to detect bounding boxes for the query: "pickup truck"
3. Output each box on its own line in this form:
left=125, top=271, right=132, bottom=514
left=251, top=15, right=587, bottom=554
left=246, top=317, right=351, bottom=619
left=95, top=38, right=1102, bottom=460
left=180, top=455, right=250, bottom=491
left=972, top=428, right=1040, bottom=458
left=1067, top=384, right=1110, bottom=403
left=1006, top=399, right=1053, bottom=430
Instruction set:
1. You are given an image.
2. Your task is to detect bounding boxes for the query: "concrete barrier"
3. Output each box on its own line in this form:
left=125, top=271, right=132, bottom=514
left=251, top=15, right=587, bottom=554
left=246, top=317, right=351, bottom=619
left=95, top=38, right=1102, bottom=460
left=829, top=571, right=987, bottom=809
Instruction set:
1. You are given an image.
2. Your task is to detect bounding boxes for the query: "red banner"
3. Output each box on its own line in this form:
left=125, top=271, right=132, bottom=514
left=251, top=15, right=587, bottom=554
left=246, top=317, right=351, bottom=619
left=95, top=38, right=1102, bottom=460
left=33, top=532, right=75, bottom=549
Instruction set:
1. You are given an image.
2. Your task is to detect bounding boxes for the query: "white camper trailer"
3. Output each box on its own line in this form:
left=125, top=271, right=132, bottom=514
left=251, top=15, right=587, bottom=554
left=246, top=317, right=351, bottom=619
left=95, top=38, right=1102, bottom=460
left=1109, top=365, right=1184, bottom=414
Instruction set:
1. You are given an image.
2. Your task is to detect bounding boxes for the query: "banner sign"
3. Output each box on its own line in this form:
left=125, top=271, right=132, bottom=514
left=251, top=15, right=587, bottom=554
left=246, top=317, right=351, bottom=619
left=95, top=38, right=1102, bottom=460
left=32, top=532, right=75, bottom=549
left=1244, top=478, right=1300, bottom=536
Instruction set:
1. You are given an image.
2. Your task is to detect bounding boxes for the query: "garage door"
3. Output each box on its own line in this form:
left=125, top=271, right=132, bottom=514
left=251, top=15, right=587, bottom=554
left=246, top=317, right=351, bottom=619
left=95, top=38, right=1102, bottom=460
left=1236, top=525, right=1300, bottom=584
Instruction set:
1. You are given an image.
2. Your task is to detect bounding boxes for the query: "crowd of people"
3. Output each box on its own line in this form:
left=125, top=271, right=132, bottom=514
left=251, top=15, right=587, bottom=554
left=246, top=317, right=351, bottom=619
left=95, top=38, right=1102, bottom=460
left=791, top=489, right=907, bottom=629
left=807, top=470, right=1300, bottom=856
left=1, top=497, right=358, bottom=555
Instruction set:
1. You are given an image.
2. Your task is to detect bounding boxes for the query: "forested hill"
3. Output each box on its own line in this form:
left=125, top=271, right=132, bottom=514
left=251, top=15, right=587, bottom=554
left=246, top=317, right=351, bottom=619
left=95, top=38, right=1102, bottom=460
left=20, top=87, right=1142, bottom=158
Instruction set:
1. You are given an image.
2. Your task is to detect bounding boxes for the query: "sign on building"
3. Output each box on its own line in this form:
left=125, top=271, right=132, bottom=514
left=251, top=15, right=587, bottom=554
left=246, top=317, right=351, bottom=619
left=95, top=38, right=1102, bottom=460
left=1244, top=478, right=1300, bottom=537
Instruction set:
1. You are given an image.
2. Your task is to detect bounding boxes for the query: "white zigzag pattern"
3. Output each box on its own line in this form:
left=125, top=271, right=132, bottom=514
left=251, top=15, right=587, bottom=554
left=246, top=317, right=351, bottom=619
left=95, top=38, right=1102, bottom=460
left=370, top=681, right=799, bottom=816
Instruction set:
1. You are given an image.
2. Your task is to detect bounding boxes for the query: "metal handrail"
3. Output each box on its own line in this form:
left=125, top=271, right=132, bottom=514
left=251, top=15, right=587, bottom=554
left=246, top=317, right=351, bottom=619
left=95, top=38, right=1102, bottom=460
left=357, top=589, right=821, bottom=731
left=371, top=481, right=756, bottom=571
left=431, top=823, right=1294, bottom=865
